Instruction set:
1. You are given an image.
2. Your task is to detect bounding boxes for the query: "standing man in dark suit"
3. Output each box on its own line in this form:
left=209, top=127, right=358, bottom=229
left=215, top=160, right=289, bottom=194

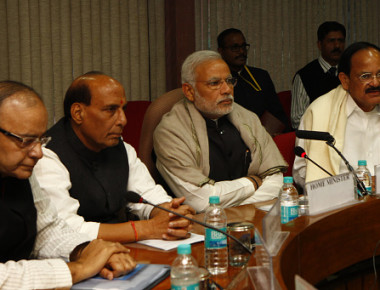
left=218, top=28, right=288, bottom=135
left=291, top=21, right=346, bottom=129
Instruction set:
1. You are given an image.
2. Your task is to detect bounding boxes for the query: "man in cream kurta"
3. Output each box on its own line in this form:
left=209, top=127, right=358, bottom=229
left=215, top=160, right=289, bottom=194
left=154, top=51, right=287, bottom=212
left=293, top=42, right=380, bottom=190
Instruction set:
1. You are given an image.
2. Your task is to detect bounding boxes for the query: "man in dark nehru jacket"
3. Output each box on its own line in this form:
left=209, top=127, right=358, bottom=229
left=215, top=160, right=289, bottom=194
left=0, top=80, right=135, bottom=289
left=217, top=28, right=289, bottom=135
left=34, top=71, right=194, bottom=244
left=291, top=21, right=346, bottom=129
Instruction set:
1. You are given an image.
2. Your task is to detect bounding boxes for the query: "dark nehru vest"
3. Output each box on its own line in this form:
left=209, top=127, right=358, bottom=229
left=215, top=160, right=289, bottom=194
left=0, top=177, right=37, bottom=262
left=46, top=118, right=131, bottom=223
left=297, top=59, right=340, bottom=103
left=206, top=116, right=251, bottom=182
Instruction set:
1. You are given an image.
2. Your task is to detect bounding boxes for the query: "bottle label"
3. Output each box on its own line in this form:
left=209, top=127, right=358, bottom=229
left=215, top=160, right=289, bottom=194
left=281, top=205, right=298, bottom=224
left=357, top=186, right=372, bottom=195
left=171, top=282, right=200, bottom=290
left=205, top=227, right=227, bottom=249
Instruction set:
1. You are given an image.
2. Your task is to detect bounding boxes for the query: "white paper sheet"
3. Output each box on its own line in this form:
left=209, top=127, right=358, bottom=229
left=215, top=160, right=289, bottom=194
left=137, top=233, right=204, bottom=251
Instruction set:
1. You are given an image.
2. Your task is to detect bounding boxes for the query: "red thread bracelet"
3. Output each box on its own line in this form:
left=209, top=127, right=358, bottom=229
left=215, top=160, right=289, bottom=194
left=131, top=221, right=138, bottom=241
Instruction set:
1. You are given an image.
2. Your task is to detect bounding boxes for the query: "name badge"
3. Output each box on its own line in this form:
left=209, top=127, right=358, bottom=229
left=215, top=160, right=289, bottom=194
left=306, top=172, right=357, bottom=215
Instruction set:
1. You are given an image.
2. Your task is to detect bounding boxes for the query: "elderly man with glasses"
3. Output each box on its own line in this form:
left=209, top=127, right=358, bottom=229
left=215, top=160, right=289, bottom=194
left=293, top=42, right=380, bottom=190
left=217, top=28, right=289, bottom=135
left=0, top=80, right=136, bottom=289
left=153, top=50, right=287, bottom=213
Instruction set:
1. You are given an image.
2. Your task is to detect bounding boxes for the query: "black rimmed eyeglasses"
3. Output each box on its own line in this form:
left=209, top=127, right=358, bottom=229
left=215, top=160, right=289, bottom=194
left=223, top=43, right=250, bottom=52
left=0, top=127, right=51, bottom=149
left=194, top=77, right=238, bottom=90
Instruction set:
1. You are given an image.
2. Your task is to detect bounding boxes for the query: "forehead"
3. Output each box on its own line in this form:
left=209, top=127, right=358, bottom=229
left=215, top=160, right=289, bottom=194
left=0, top=92, right=42, bottom=114
left=350, top=48, right=380, bottom=74
left=88, top=76, right=126, bottom=105
left=321, top=31, right=345, bottom=42
left=0, top=93, right=47, bottom=132
left=195, top=59, right=231, bottom=80
left=223, top=32, right=246, bottom=46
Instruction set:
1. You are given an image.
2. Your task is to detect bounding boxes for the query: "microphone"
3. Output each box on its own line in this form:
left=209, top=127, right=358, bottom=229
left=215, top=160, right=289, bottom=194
left=324, top=140, right=368, bottom=197
left=294, top=146, right=333, bottom=177
left=295, top=130, right=335, bottom=143
left=126, top=191, right=253, bottom=254
left=296, top=130, right=367, bottom=196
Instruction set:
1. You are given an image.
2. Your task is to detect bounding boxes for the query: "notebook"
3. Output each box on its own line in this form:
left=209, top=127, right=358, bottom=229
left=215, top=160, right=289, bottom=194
left=72, top=263, right=170, bottom=290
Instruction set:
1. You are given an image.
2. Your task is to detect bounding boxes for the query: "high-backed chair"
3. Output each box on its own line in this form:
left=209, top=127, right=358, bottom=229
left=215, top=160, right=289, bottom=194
left=138, top=88, right=184, bottom=182
left=122, top=100, right=151, bottom=154
left=277, top=90, right=292, bottom=129
left=273, top=131, right=296, bottom=176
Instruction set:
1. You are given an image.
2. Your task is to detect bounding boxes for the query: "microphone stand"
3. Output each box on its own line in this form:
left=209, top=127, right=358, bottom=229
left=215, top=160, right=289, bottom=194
left=142, top=200, right=253, bottom=255
left=326, top=139, right=368, bottom=197
left=304, top=155, right=333, bottom=177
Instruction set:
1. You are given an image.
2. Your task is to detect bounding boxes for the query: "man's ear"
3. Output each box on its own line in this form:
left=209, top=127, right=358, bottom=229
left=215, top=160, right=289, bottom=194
left=182, top=83, right=195, bottom=102
left=338, top=72, right=350, bottom=91
left=71, top=103, right=85, bottom=124
left=317, top=40, right=322, bottom=52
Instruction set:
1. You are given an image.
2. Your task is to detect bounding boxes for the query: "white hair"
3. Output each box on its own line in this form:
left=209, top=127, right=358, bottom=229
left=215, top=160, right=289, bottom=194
left=181, top=50, right=222, bottom=86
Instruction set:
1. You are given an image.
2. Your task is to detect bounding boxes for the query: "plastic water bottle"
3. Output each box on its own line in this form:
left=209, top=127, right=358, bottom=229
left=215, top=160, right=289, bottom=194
left=171, top=244, right=200, bottom=290
left=280, top=176, right=299, bottom=224
left=356, top=160, right=372, bottom=196
left=204, top=196, right=228, bottom=275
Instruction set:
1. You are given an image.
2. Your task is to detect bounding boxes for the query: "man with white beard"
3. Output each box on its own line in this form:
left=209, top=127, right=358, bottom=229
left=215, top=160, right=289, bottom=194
left=153, top=50, right=287, bottom=212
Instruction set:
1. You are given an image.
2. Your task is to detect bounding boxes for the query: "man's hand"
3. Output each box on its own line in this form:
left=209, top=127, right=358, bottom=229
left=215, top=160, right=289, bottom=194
left=99, top=251, right=136, bottom=280
left=165, top=197, right=196, bottom=240
left=68, top=239, right=136, bottom=284
left=148, top=197, right=195, bottom=240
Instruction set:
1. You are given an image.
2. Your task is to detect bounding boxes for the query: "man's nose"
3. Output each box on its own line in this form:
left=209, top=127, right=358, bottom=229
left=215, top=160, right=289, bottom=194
left=220, top=79, right=232, bottom=94
left=117, top=109, right=127, bottom=127
left=29, top=143, right=43, bottom=160
left=370, top=75, right=380, bottom=86
left=333, top=40, right=341, bottom=47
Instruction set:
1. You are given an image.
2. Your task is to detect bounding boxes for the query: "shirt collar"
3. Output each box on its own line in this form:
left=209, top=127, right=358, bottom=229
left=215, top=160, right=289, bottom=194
left=204, top=115, right=228, bottom=128
left=346, top=93, right=380, bottom=118
left=318, top=56, right=337, bottom=73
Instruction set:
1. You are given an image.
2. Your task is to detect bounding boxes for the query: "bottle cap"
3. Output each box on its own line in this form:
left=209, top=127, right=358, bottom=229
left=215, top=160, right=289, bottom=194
left=209, top=196, right=220, bottom=204
left=283, top=176, right=293, bottom=183
left=177, top=244, right=191, bottom=254
left=227, top=221, right=254, bottom=232
left=358, top=160, right=367, bottom=166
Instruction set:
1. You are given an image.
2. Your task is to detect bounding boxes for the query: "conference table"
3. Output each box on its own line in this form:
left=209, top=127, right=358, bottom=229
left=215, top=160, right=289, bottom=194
left=126, top=196, right=380, bottom=289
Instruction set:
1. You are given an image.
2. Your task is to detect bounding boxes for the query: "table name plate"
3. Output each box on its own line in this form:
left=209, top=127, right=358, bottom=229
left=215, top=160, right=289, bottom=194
left=306, top=172, right=357, bottom=215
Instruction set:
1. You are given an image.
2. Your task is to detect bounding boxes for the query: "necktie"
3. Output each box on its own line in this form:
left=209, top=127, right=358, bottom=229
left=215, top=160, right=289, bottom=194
left=328, top=67, right=337, bottom=77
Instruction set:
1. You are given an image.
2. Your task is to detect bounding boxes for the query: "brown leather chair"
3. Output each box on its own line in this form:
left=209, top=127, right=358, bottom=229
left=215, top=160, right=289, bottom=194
left=138, top=88, right=184, bottom=182
left=122, top=100, right=151, bottom=154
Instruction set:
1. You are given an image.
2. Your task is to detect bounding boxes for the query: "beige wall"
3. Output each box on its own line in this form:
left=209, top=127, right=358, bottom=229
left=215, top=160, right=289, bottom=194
left=195, top=0, right=380, bottom=92
left=0, top=0, right=165, bottom=126
left=1, top=0, right=379, bottom=125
